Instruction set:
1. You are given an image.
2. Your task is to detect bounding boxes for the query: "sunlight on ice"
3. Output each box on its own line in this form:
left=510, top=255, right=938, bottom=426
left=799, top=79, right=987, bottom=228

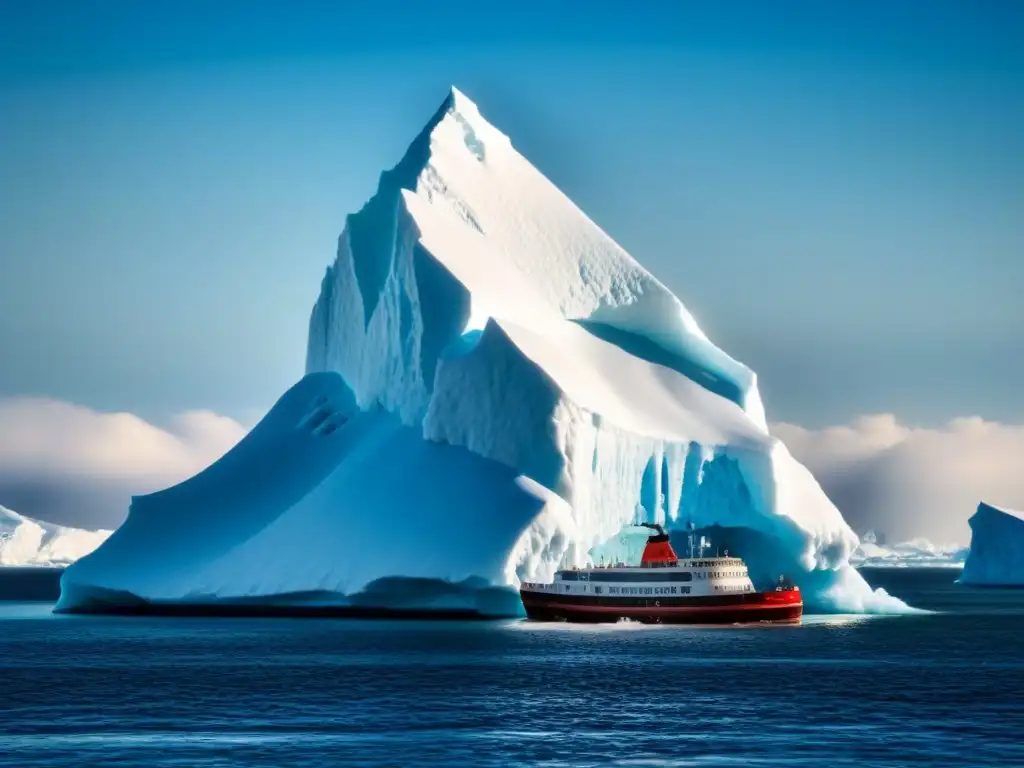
left=58, top=87, right=912, bottom=616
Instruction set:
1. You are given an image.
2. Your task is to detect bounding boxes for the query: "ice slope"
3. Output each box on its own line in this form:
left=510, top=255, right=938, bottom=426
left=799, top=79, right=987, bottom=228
left=58, top=373, right=557, bottom=614
left=959, top=503, right=1024, bottom=586
left=59, top=87, right=906, bottom=615
left=1, top=506, right=110, bottom=567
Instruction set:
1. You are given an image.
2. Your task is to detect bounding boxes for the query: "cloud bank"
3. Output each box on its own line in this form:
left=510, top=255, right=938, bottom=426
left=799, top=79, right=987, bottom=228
left=773, top=414, right=1024, bottom=546
left=0, top=397, right=248, bottom=529
left=2, top=396, right=1021, bottom=546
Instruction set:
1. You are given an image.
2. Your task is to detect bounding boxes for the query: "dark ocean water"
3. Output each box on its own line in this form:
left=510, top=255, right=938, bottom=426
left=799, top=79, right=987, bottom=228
left=1, top=567, right=1023, bottom=767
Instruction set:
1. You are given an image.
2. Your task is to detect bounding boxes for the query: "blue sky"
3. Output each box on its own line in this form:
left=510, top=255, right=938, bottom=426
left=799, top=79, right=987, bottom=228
left=1, top=0, right=1021, bottom=428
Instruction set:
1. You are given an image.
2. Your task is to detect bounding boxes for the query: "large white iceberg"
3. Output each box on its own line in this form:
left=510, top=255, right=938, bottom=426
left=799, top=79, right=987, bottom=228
left=1, top=505, right=110, bottom=567
left=959, top=502, right=1024, bottom=586
left=58, top=88, right=907, bottom=615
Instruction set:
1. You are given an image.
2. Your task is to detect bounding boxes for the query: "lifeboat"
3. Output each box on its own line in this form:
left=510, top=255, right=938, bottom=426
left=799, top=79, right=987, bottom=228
left=519, top=524, right=802, bottom=624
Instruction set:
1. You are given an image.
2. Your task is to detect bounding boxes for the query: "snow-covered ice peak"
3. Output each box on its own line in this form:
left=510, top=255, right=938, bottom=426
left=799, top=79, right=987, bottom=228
left=441, top=86, right=506, bottom=155
left=307, top=86, right=767, bottom=429
left=59, top=87, right=909, bottom=615
left=445, top=85, right=478, bottom=115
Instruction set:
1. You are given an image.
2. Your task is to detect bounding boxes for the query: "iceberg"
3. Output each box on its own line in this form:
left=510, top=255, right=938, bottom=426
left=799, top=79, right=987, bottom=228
left=851, top=531, right=967, bottom=568
left=58, top=87, right=907, bottom=616
left=1, top=505, right=110, bottom=567
left=959, top=502, right=1024, bottom=586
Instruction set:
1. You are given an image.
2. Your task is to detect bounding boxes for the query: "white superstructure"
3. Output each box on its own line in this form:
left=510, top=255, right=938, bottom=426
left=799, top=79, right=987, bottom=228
left=522, top=557, right=755, bottom=599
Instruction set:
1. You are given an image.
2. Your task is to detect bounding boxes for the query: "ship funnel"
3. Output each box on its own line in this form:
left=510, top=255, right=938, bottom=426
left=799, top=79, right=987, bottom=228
left=638, top=523, right=679, bottom=566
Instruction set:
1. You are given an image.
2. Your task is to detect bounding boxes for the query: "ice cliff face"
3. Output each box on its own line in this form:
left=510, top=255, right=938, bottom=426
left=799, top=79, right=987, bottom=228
left=960, top=502, right=1024, bottom=586
left=1, top=506, right=110, bottom=567
left=58, top=87, right=906, bottom=615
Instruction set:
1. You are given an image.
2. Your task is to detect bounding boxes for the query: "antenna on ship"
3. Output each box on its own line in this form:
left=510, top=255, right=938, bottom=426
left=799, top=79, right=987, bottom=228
left=687, top=519, right=696, bottom=559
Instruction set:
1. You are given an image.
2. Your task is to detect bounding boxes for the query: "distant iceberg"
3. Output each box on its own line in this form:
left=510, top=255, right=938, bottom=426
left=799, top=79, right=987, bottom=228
left=58, top=87, right=907, bottom=616
left=960, top=503, right=1024, bottom=586
left=851, top=531, right=967, bottom=568
left=1, top=506, right=110, bottom=567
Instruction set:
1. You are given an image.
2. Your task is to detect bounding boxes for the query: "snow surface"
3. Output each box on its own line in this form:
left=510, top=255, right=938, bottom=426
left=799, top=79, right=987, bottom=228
left=1, top=506, right=110, bottom=567
left=59, top=87, right=907, bottom=615
left=959, top=502, right=1024, bottom=586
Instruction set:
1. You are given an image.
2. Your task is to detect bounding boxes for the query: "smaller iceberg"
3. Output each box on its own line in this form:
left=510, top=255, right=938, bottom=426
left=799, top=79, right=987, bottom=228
left=960, top=502, right=1024, bottom=586
left=851, top=531, right=967, bottom=568
left=1, top=506, right=111, bottom=567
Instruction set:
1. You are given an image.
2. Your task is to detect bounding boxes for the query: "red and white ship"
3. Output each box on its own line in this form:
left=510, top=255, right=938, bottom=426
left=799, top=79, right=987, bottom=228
left=519, top=524, right=802, bottom=624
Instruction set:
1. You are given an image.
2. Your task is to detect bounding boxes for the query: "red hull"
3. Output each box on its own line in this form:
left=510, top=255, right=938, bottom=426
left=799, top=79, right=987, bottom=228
left=520, top=588, right=803, bottom=625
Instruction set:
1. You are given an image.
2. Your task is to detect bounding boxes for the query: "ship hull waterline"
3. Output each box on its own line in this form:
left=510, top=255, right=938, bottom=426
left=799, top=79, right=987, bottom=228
left=519, top=588, right=803, bottom=625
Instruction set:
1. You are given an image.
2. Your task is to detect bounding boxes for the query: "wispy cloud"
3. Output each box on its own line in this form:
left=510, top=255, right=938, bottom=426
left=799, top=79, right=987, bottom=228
left=0, top=398, right=248, bottom=529
left=773, top=414, right=1024, bottom=546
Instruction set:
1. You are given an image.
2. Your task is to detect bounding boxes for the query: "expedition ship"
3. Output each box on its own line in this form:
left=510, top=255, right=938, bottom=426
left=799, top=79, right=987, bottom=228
left=519, top=524, right=802, bottom=624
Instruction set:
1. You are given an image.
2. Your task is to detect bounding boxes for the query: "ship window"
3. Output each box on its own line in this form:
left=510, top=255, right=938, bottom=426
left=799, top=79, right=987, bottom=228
left=559, top=571, right=579, bottom=581
left=595, top=571, right=693, bottom=583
